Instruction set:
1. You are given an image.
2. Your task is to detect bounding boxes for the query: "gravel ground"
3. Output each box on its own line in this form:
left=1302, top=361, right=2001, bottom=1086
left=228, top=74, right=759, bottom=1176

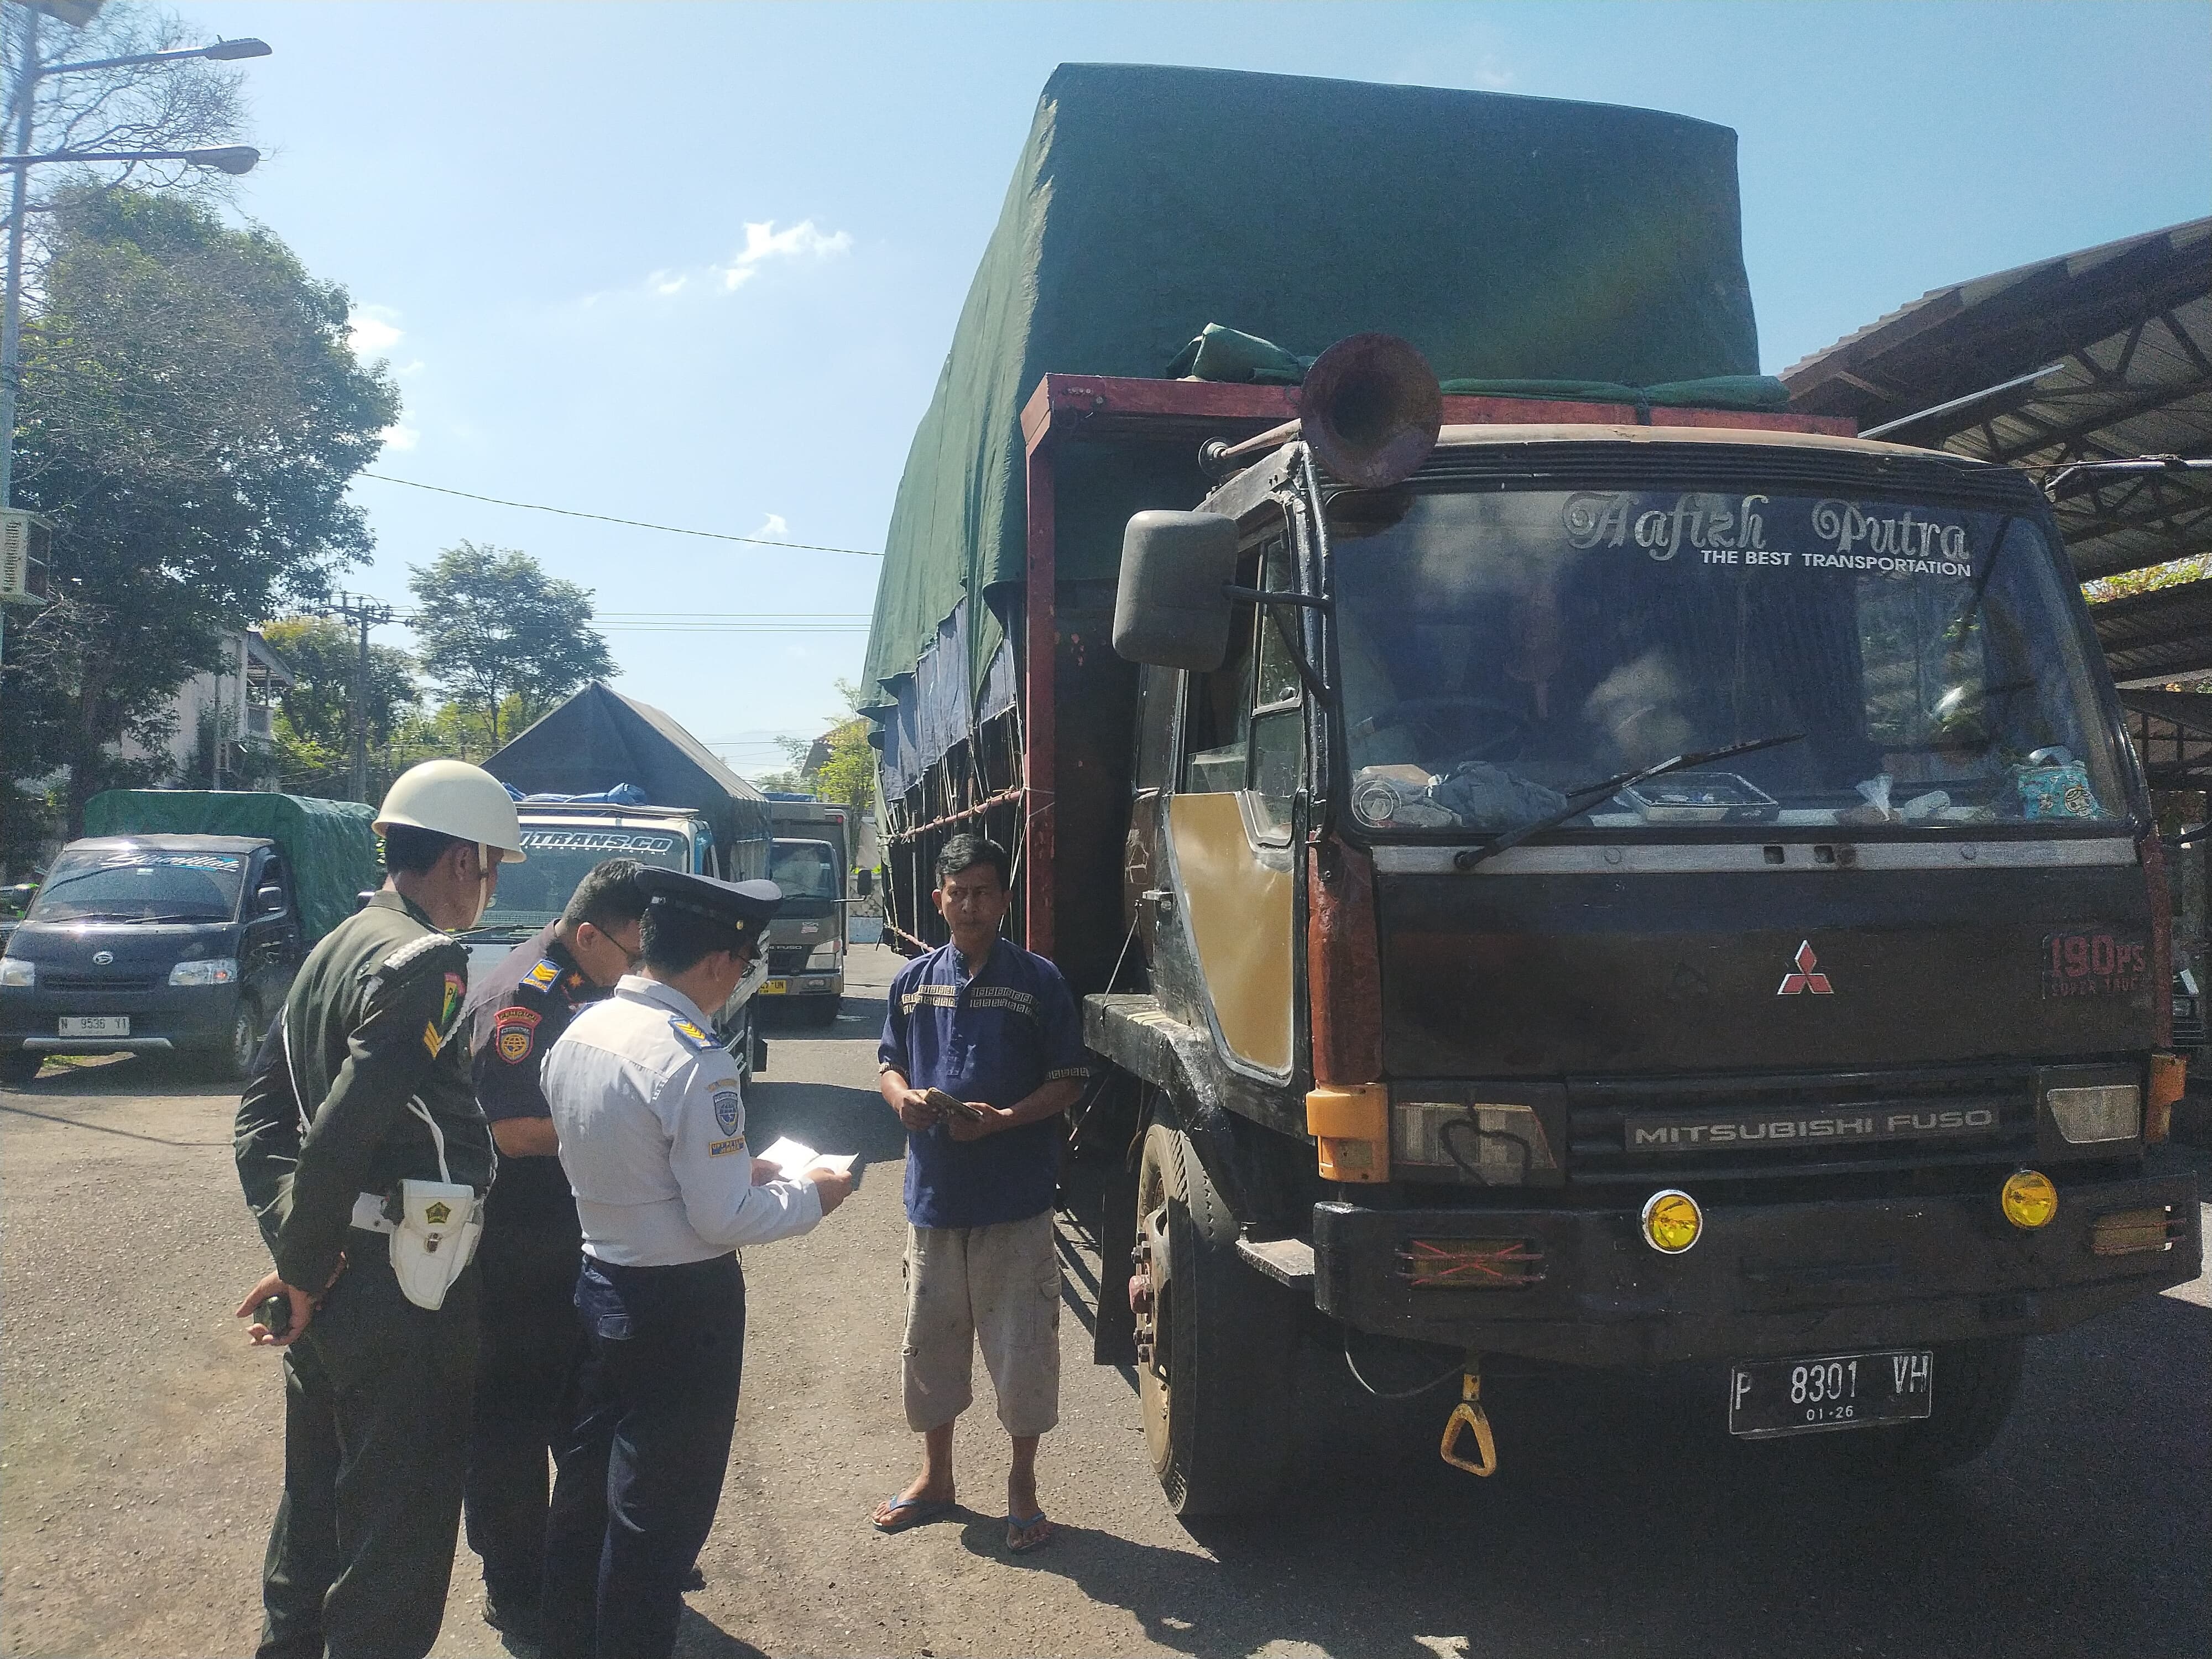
left=3, top=945, right=2208, bottom=1658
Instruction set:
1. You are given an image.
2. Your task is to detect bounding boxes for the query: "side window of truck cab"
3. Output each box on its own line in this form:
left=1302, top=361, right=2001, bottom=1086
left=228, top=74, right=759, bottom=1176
left=1177, top=537, right=1302, bottom=841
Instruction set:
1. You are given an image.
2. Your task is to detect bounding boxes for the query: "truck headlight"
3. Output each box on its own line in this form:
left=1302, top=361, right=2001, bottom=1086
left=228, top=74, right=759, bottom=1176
left=169, top=957, right=238, bottom=987
left=805, top=942, right=842, bottom=971
left=0, top=957, right=33, bottom=989
left=1392, top=1101, right=1558, bottom=1184
left=2046, top=1083, right=2140, bottom=1144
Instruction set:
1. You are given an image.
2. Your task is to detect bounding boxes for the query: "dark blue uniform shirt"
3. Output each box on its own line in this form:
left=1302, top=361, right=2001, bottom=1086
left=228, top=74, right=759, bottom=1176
left=466, top=922, right=607, bottom=1235
left=879, top=937, right=1087, bottom=1229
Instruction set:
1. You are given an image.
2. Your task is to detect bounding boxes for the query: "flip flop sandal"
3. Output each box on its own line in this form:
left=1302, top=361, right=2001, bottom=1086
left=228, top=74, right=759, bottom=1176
left=873, top=1495, right=956, bottom=1534
left=1004, top=1510, right=1054, bottom=1554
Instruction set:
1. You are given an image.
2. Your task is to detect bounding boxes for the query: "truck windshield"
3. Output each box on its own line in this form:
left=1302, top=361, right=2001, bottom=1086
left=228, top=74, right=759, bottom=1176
left=1332, top=486, right=2127, bottom=836
left=482, top=825, right=691, bottom=930
left=28, top=848, right=246, bottom=922
left=770, top=839, right=840, bottom=912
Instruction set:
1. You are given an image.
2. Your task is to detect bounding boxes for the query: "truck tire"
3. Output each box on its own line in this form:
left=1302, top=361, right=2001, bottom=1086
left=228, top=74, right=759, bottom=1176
left=1132, top=1115, right=1300, bottom=1515
left=1842, top=1335, right=2025, bottom=1473
left=2, top=1049, right=42, bottom=1086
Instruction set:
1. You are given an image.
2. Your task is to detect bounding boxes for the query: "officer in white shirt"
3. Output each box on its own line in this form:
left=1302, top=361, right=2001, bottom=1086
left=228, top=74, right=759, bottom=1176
left=538, top=867, right=852, bottom=1659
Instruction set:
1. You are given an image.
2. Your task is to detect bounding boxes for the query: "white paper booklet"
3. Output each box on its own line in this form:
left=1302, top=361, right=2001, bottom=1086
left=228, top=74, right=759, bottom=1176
left=755, top=1136, right=856, bottom=1178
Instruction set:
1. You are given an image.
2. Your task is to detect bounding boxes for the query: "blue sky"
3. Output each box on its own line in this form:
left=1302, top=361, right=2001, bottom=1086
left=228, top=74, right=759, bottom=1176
left=178, top=0, right=2211, bottom=778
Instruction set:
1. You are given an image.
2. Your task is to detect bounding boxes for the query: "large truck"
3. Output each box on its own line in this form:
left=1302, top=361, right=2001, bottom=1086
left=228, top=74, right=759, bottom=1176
left=481, top=682, right=775, bottom=1074
left=864, top=66, right=2202, bottom=1513
left=0, top=790, right=380, bottom=1082
left=761, top=795, right=853, bottom=1024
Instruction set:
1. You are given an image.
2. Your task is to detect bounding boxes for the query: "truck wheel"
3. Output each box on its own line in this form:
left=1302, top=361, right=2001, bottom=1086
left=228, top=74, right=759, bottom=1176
left=1842, top=1335, right=2025, bottom=1473
left=1132, top=1116, right=1299, bottom=1515
left=2, top=1050, right=42, bottom=1086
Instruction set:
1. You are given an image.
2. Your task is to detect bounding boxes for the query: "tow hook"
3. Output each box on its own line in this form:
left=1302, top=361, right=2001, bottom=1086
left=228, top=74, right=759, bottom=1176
left=1438, top=1355, right=1498, bottom=1477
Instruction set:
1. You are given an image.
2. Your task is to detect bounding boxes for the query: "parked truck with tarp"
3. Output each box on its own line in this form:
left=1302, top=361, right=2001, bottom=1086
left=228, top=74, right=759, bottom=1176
left=481, top=681, right=774, bottom=1073
left=0, top=790, right=380, bottom=1082
left=863, top=64, right=2202, bottom=1514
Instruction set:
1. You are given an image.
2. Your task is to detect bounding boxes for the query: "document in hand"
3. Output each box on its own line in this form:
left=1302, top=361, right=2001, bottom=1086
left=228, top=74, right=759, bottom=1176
left=755, top=1135, right=857, bottom=1180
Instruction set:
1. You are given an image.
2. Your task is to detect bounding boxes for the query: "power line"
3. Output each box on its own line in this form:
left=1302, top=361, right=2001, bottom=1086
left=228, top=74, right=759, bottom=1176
left=358, top=473, right=884, bottom=557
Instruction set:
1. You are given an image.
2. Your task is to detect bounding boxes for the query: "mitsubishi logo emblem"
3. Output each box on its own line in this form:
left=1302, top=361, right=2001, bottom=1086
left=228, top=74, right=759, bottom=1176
left=1777, top=940, right=1833, bottom=995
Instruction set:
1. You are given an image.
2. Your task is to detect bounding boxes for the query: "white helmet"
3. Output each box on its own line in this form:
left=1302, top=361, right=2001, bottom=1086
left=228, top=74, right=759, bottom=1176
left=374, top=759, right=527, bottom=862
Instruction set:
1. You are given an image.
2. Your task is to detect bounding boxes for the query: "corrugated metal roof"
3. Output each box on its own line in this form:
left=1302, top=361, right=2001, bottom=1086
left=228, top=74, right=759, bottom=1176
left=1782, top=218, right=2211, bottom=584
left=1783, top=219, right=2212, bottom=697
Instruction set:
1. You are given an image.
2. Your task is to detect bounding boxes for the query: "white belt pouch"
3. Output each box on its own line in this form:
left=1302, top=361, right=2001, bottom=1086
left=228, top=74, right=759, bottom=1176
left=388, top=1099, right=484, bottom=1311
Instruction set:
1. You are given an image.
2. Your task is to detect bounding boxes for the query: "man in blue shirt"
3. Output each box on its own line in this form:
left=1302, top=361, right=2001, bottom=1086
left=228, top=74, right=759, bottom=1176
left=871, top=835, right=1086, bottom=1555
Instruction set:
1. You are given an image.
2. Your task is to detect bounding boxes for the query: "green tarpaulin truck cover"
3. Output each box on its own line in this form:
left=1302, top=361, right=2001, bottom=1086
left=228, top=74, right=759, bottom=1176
left=81, top=790, right=380, bottom=943
left=863, top=64, right=1767, bottom=711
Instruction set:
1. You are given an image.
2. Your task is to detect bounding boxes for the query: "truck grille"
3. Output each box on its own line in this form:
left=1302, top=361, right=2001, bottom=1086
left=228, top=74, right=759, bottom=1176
left=1566, top=1063, right=2037, bottom=1185
left=766, top=947, right=811, bottom=976
left=38, top=971, right=161, bottom=993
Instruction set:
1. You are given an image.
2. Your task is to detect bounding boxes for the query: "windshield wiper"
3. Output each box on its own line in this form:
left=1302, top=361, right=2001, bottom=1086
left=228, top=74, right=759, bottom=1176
left=1453, top=733, right=1806, bottom=871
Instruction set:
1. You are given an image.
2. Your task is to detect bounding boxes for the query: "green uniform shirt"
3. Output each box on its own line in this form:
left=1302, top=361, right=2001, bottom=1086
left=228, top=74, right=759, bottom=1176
left=234, top=890, right=494, bottom=1292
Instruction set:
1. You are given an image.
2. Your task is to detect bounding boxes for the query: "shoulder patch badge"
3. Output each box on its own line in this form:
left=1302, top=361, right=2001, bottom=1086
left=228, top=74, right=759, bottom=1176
left=669, top=1017, right=717, bottom=1052
left=525, top=958, right=561, bottom=990
left=713, top=1088, right=741, bottom=1136
left=494, top=1004, right=541, bottom=1065
left=440, top=971, right=466, bottom=1028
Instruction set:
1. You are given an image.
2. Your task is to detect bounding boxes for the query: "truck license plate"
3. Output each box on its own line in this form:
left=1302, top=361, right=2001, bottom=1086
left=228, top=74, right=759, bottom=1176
left=59, top=1016, right=128, bottom=1037
left=1727, top=1349, right=1932, bottom=1438
left=761, top=979, right=787, bottom=995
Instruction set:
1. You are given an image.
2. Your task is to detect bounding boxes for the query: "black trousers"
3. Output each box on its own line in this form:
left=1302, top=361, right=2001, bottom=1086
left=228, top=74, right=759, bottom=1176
left=257, top=1229, right=480, bottom=1659
left=540, top=1254, right=747, bottom=1659
left=462, top=1222, right=585, bottom=1618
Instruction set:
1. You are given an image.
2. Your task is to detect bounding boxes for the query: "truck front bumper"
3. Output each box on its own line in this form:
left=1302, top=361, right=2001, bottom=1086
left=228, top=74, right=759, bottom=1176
left=1312, top=1157, right=2201, bottom=1368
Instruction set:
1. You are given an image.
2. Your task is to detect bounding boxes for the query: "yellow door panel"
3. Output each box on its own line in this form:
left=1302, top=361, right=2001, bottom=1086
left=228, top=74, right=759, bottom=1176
left=1167, top=792, right=1293, bottom=1074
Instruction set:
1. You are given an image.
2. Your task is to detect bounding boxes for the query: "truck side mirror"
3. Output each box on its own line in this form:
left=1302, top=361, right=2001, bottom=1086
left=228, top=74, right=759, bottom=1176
left=257, top=885, right=286, bottom=915
left=1113, top=511, right=1239, bottom=670
left=855, top=868, right=874, bottom=898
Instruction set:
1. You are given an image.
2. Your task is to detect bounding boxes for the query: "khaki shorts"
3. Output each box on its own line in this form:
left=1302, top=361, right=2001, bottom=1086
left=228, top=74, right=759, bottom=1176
left=900, top=1210, right=1061, bottom=1437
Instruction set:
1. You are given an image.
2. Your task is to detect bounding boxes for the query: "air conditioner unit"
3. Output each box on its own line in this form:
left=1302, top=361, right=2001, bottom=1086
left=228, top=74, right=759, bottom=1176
left=0, top=510, right=50, bottom=606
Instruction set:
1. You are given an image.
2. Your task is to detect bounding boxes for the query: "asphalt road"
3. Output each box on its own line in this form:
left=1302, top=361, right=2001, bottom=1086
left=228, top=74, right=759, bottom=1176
left=3, top=943, right=2206, bottom=1658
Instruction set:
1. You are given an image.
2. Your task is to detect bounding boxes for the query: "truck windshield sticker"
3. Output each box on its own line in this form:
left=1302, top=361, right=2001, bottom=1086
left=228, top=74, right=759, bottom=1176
left=1563, top=492, right=1973, bottom=579
left=519, top=831, right=680, bottom=855
left=96, top=852, right=243, bottom=871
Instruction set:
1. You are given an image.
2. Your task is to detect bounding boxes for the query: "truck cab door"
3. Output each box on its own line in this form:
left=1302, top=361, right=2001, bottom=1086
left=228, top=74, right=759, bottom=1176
left=1154, top=536, right=1302, bottom=1081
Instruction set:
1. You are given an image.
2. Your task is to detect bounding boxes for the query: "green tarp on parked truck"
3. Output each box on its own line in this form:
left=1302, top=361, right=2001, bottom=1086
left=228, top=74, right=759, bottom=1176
left=82, top=790, right=380, bottom=943
left=864, top=64, right=1769, bottom=705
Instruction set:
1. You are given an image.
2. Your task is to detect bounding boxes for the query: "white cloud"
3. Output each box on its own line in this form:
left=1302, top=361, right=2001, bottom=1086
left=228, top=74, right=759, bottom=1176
left=648, top=270, right=688, bottom=297
left=714, top=220, right=853, bottom=291
left=347, top=305, right=403, bottom=357
left=378, top=422, right=420, bottom=453
left=752, top=513, right=789, bottom=540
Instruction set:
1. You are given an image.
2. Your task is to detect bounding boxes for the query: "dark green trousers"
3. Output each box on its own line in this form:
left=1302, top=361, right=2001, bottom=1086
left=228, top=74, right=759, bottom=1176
left=256, top=1227, right=480, bottom=1659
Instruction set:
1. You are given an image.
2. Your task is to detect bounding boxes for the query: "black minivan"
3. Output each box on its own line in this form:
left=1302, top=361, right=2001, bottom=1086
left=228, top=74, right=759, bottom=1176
left=0, top=835, right=307, bottom=1082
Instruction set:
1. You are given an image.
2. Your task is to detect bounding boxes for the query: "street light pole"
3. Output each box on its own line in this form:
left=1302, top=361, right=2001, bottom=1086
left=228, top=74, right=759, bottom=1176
left=1, top=2, right=42, bottom=513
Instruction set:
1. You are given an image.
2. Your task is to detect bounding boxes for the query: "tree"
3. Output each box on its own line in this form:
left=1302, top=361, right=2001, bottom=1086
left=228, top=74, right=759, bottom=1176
left=258, top=615, right=421, bottom=795
left=810, top=717, right=877, bottom=818
left=6, top=186, right=399, bottom=832
left=406, top=543, right=616, bottom=748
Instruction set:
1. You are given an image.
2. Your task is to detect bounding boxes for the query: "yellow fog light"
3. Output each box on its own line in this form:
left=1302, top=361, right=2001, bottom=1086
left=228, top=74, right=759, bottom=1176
left=1640, top=1188, right=1703, bottom=1254
left=2000, top=1169, right=2058, bottom=1230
